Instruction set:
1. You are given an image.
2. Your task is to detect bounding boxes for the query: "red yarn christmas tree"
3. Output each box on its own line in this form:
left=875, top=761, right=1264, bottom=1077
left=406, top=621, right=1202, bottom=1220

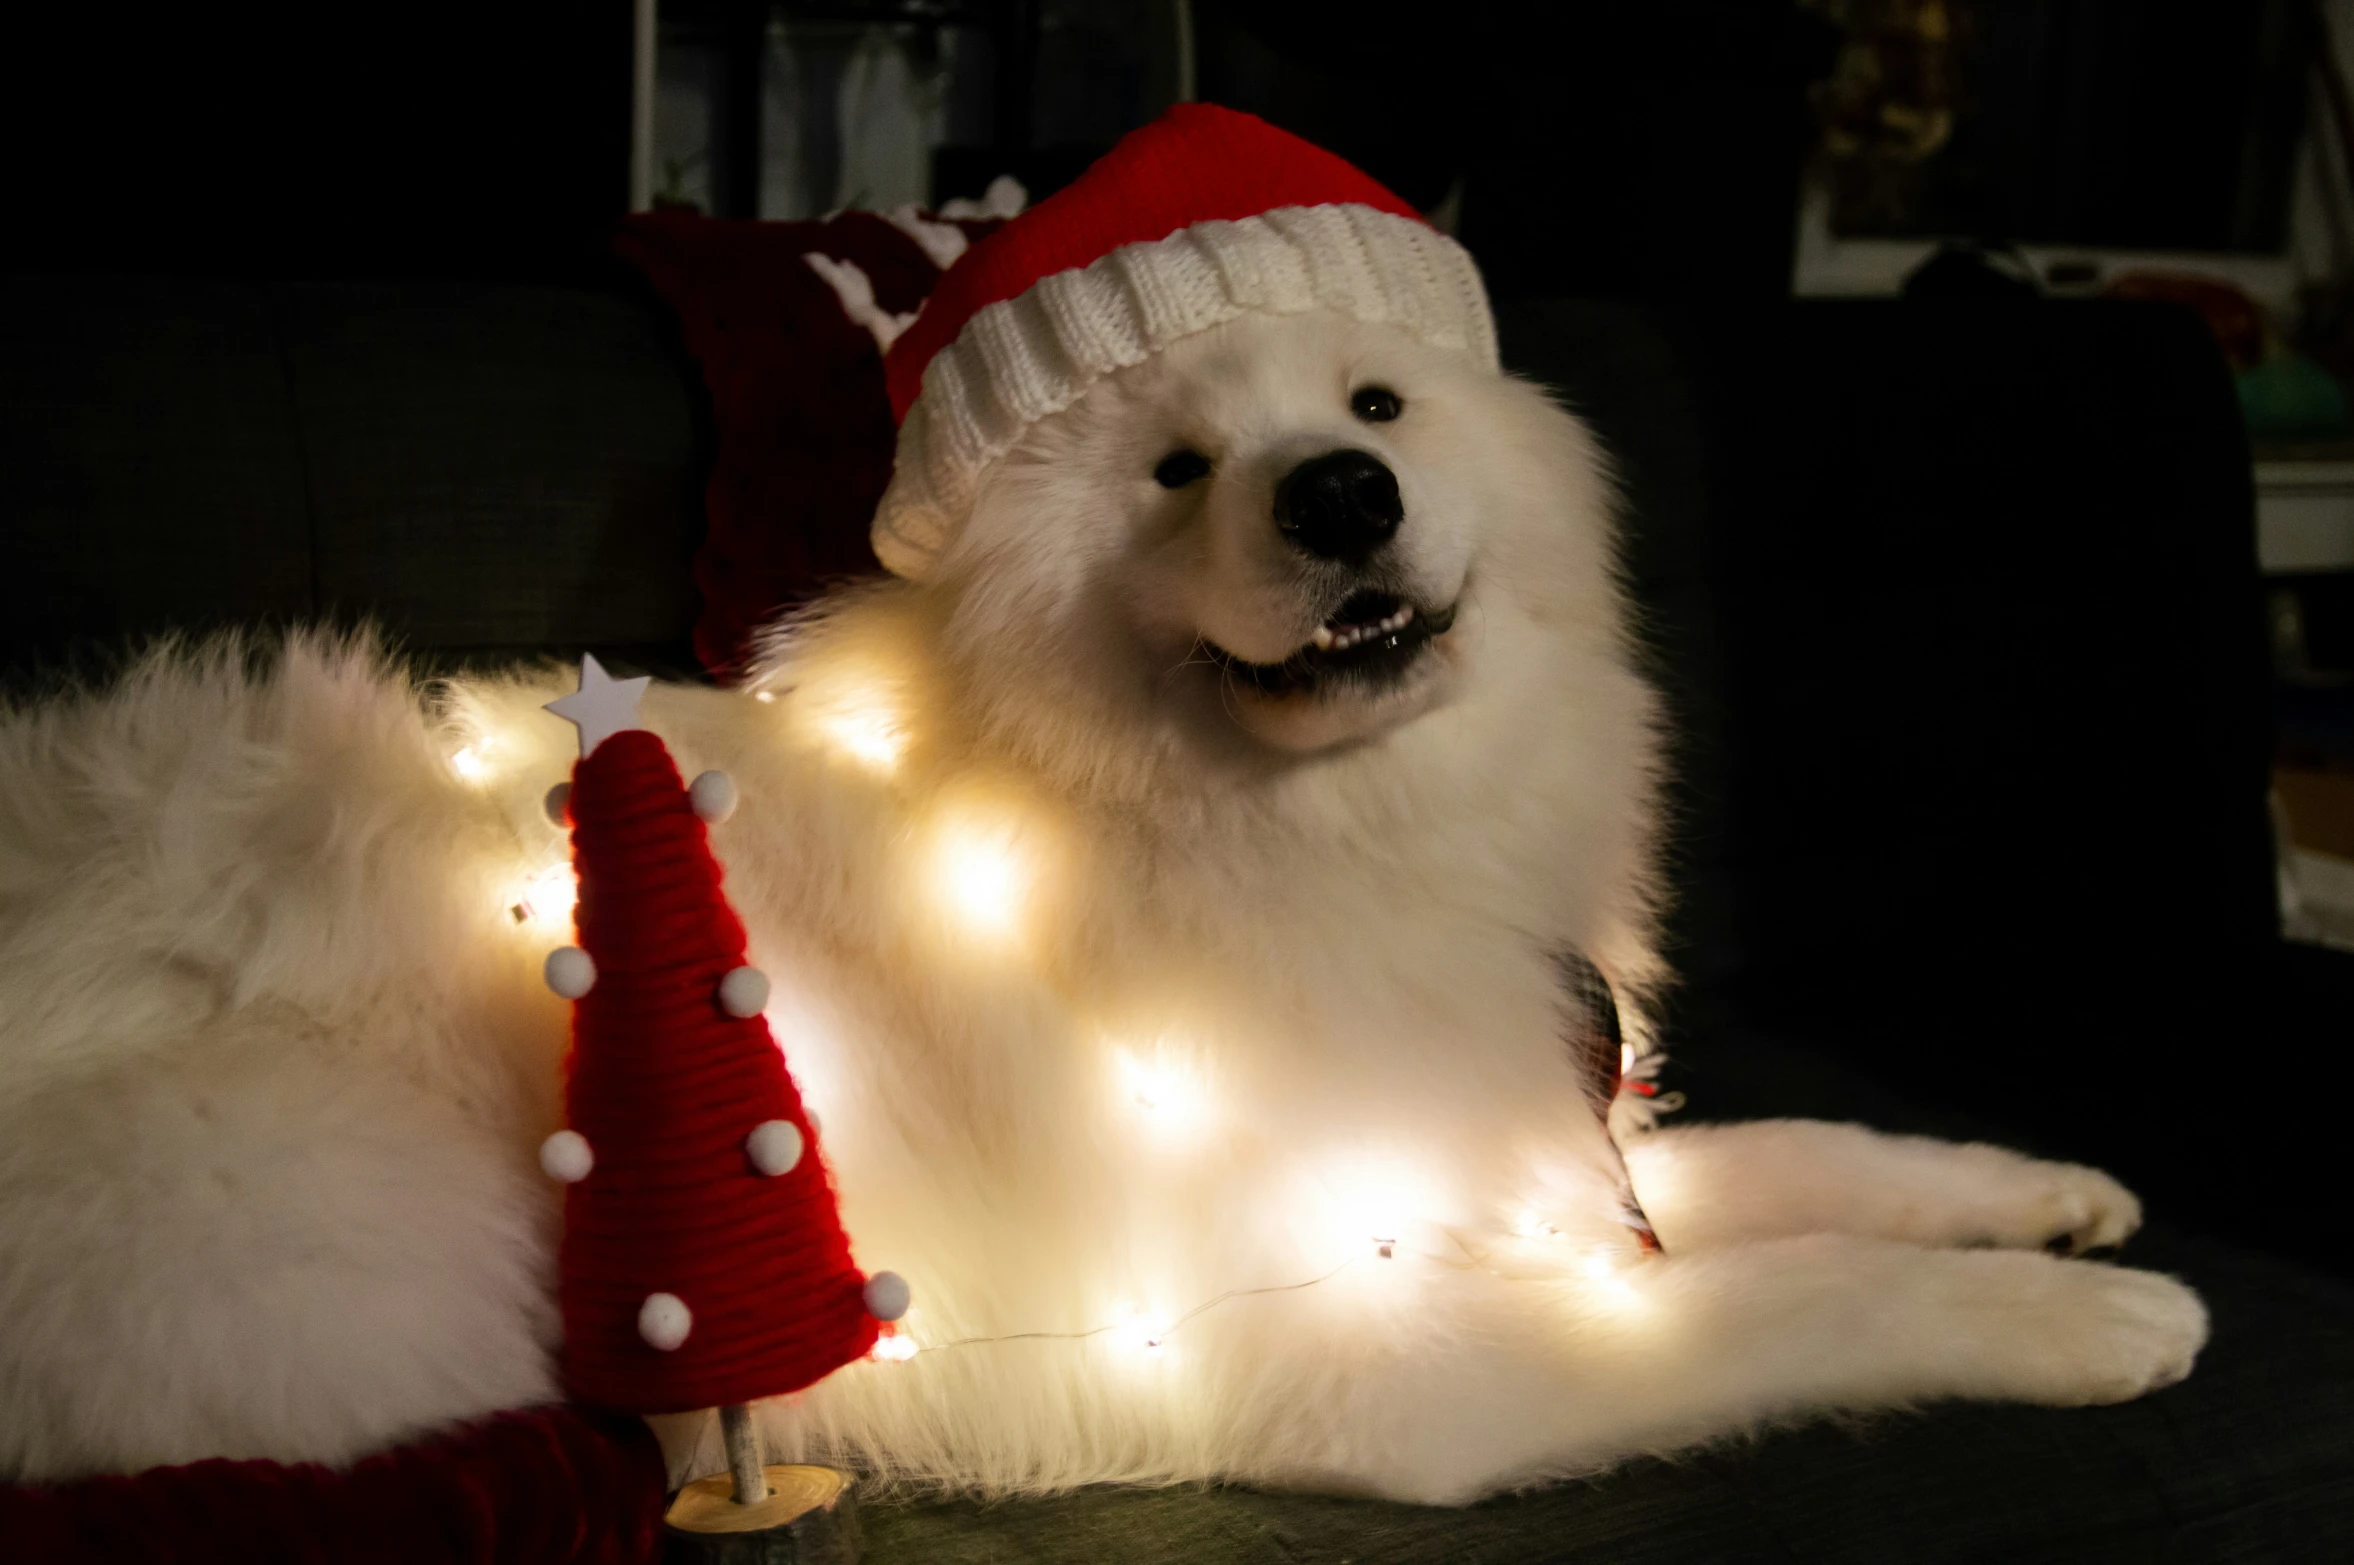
left=537, top=656, right=905, bottom=1498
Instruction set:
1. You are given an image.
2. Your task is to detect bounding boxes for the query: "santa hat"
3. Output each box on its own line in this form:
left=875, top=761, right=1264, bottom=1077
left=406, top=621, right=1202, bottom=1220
left=872, top=104, right=1498, bottom=580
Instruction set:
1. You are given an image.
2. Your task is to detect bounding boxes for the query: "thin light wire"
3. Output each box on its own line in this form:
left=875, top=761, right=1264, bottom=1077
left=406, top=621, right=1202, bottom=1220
left=917, top=1258, right=1361, bottom=1354
left=886, top=1223, right=1658, bottom=1362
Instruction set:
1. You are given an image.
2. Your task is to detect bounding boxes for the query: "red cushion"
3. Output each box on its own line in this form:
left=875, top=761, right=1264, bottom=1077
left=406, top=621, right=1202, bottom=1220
left=0, top=1405, right=668, bottom=1565
left=615, top=210, right=983, bottom=680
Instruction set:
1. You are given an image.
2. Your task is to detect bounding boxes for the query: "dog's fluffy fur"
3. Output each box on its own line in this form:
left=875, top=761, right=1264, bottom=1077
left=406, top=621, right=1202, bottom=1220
left=0, top=311, right=2206, bottom=1502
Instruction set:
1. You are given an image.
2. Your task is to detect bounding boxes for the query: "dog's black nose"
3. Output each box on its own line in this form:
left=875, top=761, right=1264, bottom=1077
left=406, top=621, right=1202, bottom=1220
left=1276, top=449, right=1402, bottom=564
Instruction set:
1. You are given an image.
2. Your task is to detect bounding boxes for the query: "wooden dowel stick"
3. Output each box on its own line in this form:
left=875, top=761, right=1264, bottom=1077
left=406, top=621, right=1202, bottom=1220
left=720, top=1402, right=767, bottom=1504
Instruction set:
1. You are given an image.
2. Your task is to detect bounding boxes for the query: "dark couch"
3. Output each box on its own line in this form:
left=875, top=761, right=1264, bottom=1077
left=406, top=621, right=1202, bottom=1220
left=4, top=276, right=2350, bottom=1559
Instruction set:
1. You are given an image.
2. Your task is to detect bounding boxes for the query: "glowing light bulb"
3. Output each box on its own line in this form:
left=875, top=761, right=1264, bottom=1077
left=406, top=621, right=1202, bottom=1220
left=510, top=861, right=577, bottom=931
left=931, top=809, right=1032, bottom=941
left=1297, top=1153, right=1443, bottom=1270
left=1578, top=1248, right=1646, bottom=1313
left=1112, top=1303, right=1172, bottom=1359
left=800, top=673, right=907, bottom=773
left=870, top=1332, right=919, bottom=1363
left=820, top=705, right=906, bottom=772
left=449, top=744, right=490, bottom=783
left=1113, top=1044, right=1213, bottom=1143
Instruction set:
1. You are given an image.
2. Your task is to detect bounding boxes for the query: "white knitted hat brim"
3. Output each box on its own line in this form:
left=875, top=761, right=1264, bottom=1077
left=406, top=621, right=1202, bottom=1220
left=872, top=202, right=1498, bottom=580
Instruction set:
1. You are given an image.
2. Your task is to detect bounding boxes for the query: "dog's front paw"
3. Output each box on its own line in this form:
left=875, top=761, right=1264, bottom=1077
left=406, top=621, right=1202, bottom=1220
left=1930, top=1149, right=2143, bottom=1257
left=2008, top=1160, right=2142, bottom=1257
left=2003, top=1262, right=2208, bottom=1406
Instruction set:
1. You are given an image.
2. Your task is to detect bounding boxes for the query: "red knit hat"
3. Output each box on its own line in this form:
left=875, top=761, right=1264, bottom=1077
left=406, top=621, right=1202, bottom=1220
left=538, top=656, right=905, bottom=1413
left=872, top=103, right=1497, bottom=579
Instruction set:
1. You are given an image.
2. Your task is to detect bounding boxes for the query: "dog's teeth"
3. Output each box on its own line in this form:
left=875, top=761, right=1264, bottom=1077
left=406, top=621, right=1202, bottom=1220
left=1310, top=604, right=1425, bottom=655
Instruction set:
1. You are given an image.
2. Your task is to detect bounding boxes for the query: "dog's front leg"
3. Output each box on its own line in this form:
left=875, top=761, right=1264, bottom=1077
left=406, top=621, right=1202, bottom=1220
left=1222, top=1232, right=2203, bottom=1505
left=1621, top=1119, right=2141, bottom=1255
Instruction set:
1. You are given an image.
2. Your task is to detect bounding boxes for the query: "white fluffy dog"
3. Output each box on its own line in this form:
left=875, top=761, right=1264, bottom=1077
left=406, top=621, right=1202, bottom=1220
left=0, top=306, right=2206, bottom=1504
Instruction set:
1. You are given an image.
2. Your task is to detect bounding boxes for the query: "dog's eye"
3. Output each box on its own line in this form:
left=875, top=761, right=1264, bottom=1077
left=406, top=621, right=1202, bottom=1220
left=1154, top=449, right=1211, bottom=488
left=1350, top=385, right=1403, bottom=423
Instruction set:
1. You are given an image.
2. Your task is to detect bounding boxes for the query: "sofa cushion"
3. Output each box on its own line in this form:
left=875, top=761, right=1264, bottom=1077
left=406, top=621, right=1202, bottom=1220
left=0, top=277, right=709, bottom=683
left=613, top=210, right=946, bottom=678
left=275, top=282, right=703, bottom=654
left=0, top=277, right=313, bottom=677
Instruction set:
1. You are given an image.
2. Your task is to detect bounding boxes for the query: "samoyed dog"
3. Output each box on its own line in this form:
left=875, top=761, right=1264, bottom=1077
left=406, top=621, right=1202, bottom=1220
left=0, top=306, right=2204, bottom=1503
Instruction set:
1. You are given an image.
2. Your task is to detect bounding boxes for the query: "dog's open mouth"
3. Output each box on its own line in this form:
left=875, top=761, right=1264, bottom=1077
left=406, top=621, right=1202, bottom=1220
left=1201, top=589, right=1457, bottom=698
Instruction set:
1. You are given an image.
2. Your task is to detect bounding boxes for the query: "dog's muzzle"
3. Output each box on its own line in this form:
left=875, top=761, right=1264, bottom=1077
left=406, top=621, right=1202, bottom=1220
left=1201, top=588, right=1457, bottom=699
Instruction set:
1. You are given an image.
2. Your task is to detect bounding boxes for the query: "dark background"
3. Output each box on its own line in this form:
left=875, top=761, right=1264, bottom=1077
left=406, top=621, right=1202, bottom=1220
left=4, top=6, right=636, bottom=281
left=7, top=4, right=2322, bottom=286
left=0, top=4, right=1838, bottom=295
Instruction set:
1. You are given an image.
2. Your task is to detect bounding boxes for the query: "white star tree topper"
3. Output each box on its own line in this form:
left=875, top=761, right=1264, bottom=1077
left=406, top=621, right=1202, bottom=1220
left=546, top=653, right=653, bottom=758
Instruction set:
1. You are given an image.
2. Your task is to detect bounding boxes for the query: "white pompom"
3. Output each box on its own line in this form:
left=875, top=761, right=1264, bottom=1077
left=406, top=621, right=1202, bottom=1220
left=745, top=1119, right=804, bottom=1176
left=543, top=782, right=571, bottom=826
left=689, top=770, right=738, bottom=824
left=716, top=965, right=770, bottom=1018
left=638, top=1291, right=692, bottom=1351
left=539, top=1129, right=594, bottom=1183
left=863, top=1271, right=911, bottom=1323
left=544, top=945, right=596, bottom=999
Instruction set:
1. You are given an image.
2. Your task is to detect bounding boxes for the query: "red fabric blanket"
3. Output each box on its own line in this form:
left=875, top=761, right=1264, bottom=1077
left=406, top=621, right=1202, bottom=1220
left=615, top=209, right=992, bottom=679
left=0, top=1406, right=667, bottom=1564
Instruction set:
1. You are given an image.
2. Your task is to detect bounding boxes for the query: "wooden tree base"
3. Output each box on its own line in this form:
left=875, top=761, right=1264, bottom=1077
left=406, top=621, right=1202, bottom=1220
left=663, top=1464, right=860, bottom=1565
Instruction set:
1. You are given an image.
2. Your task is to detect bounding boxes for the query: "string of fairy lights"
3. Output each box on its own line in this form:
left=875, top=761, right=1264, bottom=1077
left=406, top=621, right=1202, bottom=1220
left=446, top=669, right=1656, bottom=1368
